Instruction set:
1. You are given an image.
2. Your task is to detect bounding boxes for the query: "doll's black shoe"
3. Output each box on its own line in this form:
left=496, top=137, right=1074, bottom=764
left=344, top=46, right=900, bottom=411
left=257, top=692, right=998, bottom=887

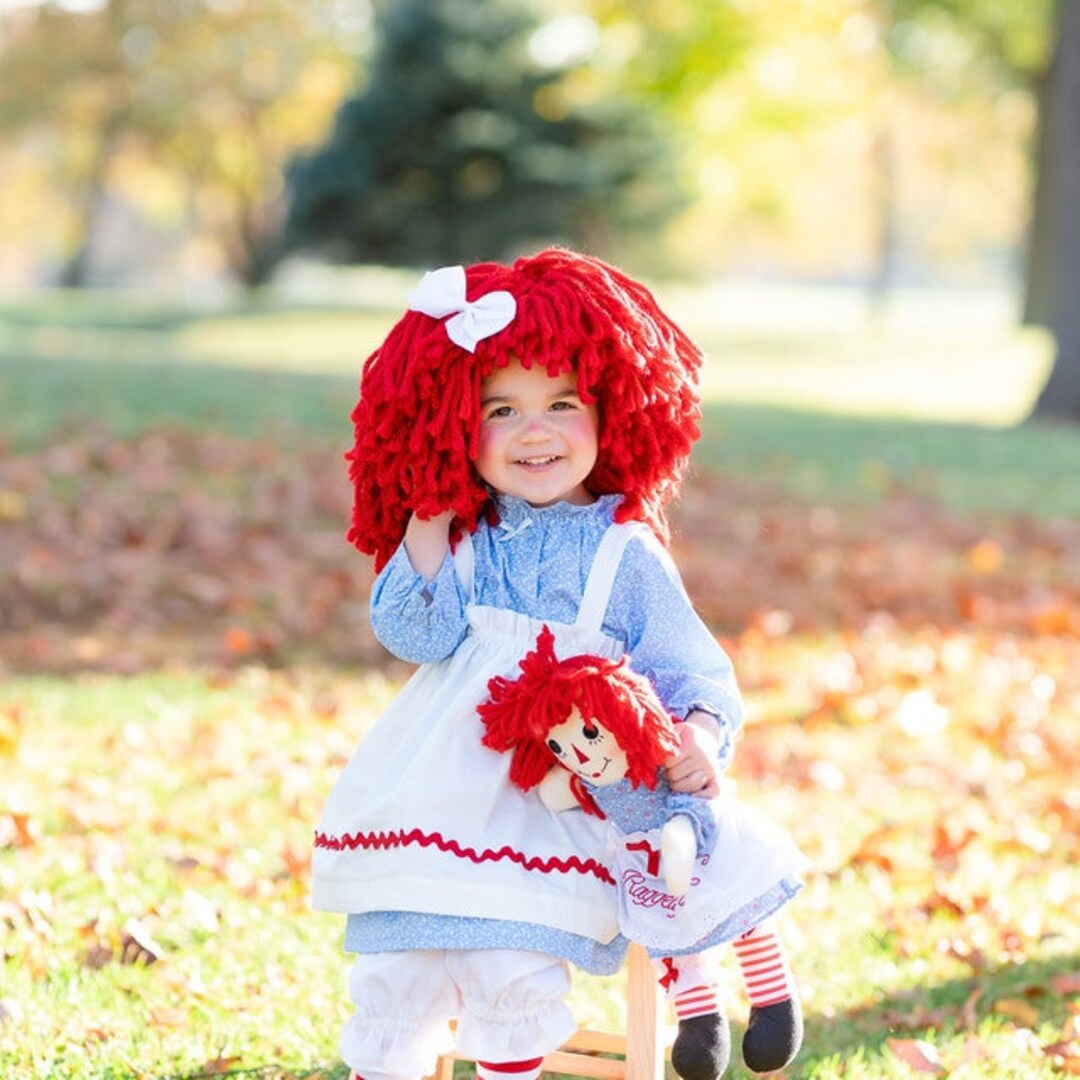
left=742, top=998, right=803, bottom=1073
left=671, top=1011, right=731, bottom=1080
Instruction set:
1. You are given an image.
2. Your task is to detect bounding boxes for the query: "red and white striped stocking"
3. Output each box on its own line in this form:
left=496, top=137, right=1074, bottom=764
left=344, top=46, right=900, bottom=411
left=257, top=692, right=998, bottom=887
left=672, top=982, right=724, bottom=1021
left=732, top=922, right=796, bottom=1008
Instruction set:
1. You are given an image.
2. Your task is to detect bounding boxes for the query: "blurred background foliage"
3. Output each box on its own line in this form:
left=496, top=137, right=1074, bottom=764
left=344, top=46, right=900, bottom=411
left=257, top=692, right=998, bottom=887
left=0, top=0, right=1055, bottom=290
left=4, top=0, right=1080, bottom=417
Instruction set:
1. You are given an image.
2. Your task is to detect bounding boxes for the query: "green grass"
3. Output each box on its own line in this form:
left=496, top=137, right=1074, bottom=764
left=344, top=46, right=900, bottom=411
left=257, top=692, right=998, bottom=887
left=1, top=353, right=356, bottom=448
left=3, top=276, right=1078, bottom=520
left=695, top=403, right=1080, bottom=518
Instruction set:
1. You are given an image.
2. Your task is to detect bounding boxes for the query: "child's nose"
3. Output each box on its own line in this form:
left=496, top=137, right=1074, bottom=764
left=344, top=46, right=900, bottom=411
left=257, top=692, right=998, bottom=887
left=519, top=415, right=552, bottom=439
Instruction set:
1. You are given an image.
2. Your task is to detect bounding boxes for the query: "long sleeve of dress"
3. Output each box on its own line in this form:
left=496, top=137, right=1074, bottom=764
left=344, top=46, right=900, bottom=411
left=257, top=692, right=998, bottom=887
left=369, top=544, right=469, bottom=663
left=604, top=532, right=744, bottom=759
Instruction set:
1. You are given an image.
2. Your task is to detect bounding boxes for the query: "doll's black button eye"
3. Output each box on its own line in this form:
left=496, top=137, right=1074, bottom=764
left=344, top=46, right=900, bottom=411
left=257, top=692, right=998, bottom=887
left=582, top=723, right=600, bottom=741
left=547, top=739, right=563, bottom=755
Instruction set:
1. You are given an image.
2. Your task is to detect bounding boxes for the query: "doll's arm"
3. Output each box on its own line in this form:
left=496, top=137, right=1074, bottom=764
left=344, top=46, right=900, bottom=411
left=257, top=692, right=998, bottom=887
left=538, top=768, right=580, bottom=812
left=660, top=814, right=697, bottom=897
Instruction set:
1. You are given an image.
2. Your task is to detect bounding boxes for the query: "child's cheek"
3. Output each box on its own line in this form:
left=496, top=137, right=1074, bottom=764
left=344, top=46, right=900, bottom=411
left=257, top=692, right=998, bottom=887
left=475, top=425, right=502, bottom=466
left=562, top=412, right=599, bottom=441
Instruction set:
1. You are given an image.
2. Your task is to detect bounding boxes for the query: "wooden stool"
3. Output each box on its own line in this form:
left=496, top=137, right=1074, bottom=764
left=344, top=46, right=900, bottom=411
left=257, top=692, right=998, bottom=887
left=427, top=944, right=668, bottom=1080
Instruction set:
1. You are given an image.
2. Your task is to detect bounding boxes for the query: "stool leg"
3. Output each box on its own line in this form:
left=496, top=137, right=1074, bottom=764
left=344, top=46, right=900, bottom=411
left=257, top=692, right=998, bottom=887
left=428, top=1056, right=455, bottom=1080
left=624, top=943, right=666, bottom=1080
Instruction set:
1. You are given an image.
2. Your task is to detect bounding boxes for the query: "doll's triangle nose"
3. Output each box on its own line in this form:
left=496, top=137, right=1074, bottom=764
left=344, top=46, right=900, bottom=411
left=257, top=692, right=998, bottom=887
left=573, top=745, right=589, bottom=764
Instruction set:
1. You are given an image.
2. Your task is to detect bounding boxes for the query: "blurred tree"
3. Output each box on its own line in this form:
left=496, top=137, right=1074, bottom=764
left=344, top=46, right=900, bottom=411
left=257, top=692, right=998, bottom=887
left=0, top=0, right=355, bottom=287
left=0, top=1, right=144, bottom=286
left=585, top=0, right=750, bottom=106
left=871, top=0, right=1052, bottom=295
left=880, top=0, right=1080, bottom=421
left=281, top=0, right=685, bottom=267
left=1027, top=0, right=1080, bottom=421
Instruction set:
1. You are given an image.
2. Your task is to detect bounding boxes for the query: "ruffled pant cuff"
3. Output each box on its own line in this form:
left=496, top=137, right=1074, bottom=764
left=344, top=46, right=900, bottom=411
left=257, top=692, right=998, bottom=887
left=455, top=998, right=577, bottom=1063
left=340, top=1013, right=454, bottom=1079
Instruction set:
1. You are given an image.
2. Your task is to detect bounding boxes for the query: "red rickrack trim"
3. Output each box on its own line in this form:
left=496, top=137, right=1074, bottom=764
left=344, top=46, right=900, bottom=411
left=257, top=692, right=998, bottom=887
left=313, top=826, right=616, bottom=885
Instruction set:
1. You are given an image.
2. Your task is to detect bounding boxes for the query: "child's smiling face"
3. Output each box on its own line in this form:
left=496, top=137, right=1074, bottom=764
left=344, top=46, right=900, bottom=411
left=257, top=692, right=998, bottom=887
left=475, top=357, right=599, bottom=507
left=544, top=707, right=628, bottom=787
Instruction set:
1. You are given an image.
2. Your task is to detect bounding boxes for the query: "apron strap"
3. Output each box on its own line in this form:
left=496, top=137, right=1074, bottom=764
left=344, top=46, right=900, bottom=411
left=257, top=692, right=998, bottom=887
left=575, top=522, right=649, bottom=633
left=452, top=532, right=475, bottom=602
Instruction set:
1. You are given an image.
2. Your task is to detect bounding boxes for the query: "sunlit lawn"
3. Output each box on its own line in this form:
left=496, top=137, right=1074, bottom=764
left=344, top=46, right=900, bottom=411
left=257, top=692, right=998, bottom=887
left=2, top=275, right=1079, bottom=1079
left=3, top=640, right=1077, bottom=1079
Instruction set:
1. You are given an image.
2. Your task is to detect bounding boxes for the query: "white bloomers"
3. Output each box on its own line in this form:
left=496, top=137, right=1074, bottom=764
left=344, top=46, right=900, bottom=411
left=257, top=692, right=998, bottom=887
left=341, top=948, right=576, bottom=1080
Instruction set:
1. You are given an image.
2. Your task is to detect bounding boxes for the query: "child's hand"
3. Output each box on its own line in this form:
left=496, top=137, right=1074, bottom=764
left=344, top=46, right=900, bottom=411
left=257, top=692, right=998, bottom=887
left=664, top=711, right=721, bottom=797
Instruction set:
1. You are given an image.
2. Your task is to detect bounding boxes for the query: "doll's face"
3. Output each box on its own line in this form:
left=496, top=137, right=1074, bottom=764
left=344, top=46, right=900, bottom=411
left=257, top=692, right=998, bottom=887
left=545, top=707, right=628, bottom=787
left=476, top=357, right=598, bottom=507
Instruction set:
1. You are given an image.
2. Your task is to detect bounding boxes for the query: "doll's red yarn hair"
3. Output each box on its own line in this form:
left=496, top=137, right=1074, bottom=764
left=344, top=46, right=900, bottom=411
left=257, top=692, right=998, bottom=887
left=479, top=626, right=682, bottom=795
left=347, top=248, right=704, bottom=570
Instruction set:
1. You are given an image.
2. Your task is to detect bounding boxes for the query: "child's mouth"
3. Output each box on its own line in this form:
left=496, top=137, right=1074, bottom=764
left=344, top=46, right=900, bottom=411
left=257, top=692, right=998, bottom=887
left=516, top=455, right=560, bottom=469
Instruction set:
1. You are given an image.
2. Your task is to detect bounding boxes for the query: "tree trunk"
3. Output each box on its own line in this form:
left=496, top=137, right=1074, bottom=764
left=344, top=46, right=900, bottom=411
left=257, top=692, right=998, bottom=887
left=1022, top=69, right=1054, bottom=328
left=58, top=113, right=123, bottom=288
left=1030, top=0, right=1080, bottom=422
left=867, top=120, right=899, bottom=313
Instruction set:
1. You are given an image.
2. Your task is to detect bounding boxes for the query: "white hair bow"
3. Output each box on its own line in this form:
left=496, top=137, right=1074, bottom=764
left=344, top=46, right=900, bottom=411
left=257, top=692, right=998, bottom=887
left=406, top=265, right=516, bottom=353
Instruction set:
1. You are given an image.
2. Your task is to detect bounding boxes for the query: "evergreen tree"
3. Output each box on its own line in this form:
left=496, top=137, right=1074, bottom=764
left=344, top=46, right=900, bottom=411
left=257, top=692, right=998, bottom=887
left=282, top=0, right=684, bottom=267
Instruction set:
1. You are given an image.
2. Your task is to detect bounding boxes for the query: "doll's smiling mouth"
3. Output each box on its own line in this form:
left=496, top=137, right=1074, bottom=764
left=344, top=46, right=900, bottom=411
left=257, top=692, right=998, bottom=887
left=589, top=758, right=612, bottom=779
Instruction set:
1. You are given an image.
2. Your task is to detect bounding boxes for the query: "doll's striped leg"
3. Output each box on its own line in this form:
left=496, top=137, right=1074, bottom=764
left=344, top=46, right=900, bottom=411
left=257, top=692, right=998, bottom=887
left=653, top=952, right=730, bottom=1080
left=731, top=921, right=803, bottom=1073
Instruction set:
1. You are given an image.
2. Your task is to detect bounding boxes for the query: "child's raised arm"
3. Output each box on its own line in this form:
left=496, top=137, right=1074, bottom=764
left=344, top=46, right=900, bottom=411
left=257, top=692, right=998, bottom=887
left=370, top=512, right=468, bottom=663
left=403, top=510, right=454, bottom=580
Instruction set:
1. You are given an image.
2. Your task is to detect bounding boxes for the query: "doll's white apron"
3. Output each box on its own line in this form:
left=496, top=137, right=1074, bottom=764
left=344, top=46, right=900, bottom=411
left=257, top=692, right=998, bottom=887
left=311, top=523, right=648, bottom=945
left=604, top=791, right=807, bottom=954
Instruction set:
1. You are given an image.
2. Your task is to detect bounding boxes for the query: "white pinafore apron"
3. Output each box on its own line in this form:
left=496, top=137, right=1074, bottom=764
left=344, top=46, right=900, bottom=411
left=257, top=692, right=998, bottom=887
left=312, top=523, right=648, bottom=945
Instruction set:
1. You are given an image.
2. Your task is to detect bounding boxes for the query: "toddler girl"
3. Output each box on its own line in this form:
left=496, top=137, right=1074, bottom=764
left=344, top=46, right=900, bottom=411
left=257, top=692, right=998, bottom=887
left=313, top=249, right=745, bottom=1080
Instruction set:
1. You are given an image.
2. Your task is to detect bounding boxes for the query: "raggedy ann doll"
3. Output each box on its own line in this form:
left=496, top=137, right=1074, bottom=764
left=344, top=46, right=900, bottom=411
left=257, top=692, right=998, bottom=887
left=312, top=249, right=746, bottom=1080
left=479, top=627, right=808, bottom=1079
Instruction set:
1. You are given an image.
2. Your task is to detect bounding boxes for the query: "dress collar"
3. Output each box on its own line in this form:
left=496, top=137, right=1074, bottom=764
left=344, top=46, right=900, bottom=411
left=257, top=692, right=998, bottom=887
left=494, top=493, right=623, bottom=529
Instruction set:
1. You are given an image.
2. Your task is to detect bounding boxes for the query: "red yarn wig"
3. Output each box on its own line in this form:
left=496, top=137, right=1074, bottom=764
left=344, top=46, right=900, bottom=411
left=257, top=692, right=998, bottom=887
left=346, top=248, right=704, bottom=570
left=479, top=626, right=682, bottom=795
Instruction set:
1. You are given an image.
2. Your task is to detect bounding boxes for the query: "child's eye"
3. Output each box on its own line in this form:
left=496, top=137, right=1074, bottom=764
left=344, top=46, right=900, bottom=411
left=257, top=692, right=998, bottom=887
left=546, top=738, right=564, bottom=756
left=485, top=405, right=513, bottom=420
left=581, top=723, right=600, bottom=741
left=550, top=399, right=578, bottom=412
